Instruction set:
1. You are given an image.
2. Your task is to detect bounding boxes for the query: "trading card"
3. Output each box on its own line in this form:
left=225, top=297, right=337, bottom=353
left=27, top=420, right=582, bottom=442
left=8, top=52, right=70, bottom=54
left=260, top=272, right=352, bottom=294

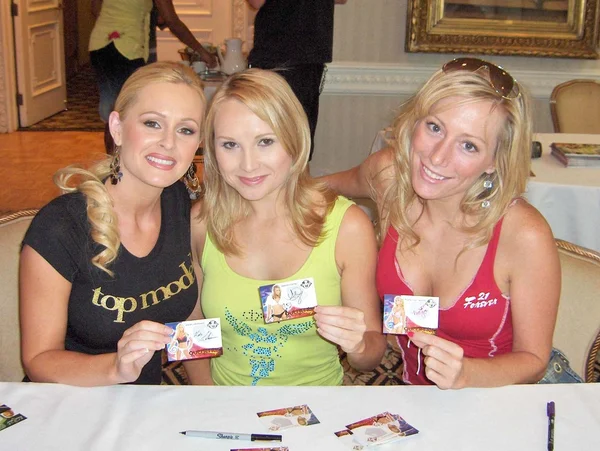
left=231, top=448, right=289, bottom=451
left=259, top=278, right=317, bottom=323
left=334, top=429, right=364, bottom=450
left=0, top=404, right=27, bottom=432
left=257, top=405, right=320, bottom=431
left=165, top=318, right=223, bottom=362
left=383, top=295, right=439, bottom=335
left=345, top=411, right=418, bottom=447
left=230, top=448, right=289, bottom=451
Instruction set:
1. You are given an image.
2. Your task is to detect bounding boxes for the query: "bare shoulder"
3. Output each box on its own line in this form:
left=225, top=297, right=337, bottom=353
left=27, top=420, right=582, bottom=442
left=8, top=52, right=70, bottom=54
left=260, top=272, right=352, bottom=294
left=190, top=200, right=208, bottom=254
left=368, top=147, right=395, bottom=176
left=501, top=199, right=556, bottom=256
left=339, top=203, right=377, bottom=236
left=336, top=203, right=378, bottom=270
left=367, top=147, right=396, bottom=193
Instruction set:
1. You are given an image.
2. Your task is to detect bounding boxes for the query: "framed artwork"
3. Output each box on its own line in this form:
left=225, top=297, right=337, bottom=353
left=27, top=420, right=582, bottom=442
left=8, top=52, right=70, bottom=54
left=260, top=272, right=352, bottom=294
left=406, top=0, right=600, bottom=59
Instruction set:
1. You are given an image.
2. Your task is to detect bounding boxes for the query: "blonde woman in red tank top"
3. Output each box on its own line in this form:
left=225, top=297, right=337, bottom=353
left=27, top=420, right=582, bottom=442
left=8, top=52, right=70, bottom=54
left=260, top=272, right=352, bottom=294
left=322, top=58, right=560, bottom=389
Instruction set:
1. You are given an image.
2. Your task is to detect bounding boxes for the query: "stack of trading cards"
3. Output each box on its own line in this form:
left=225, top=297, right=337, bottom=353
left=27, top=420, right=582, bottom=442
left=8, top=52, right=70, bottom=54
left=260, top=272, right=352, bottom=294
left=382, top=294, right=439, bottom=335
left=0, top=404, right=27, bottom=432
left=259, top=278, right=318, bottom=324
left=165, top=318, right=223, bottom=362
left=231, top=448, right=289, bottom=451
left=230, top=446, right=290, bottom=451
left=257, top=404, right=320, bottom=431
left=335, top=411, right=419, bottom=449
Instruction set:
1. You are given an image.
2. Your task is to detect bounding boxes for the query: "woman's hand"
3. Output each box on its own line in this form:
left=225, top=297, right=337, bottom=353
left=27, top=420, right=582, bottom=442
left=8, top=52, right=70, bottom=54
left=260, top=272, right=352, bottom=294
left=113, top=321, right=173, bottom=383
left=408, top=331, right=467, bottom=390
left=314, top=305, right=367, bottom=354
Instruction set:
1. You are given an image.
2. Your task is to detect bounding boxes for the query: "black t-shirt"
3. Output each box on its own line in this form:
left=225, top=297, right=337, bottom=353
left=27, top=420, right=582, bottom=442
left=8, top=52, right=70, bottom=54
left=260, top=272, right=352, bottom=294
left=248, top=0, right=335, bottom=66
left=22, top=182, right=198, bottom=385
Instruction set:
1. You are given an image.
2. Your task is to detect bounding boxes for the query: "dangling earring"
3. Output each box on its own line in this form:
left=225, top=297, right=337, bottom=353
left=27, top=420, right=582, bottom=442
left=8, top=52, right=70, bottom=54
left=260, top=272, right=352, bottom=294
left=110, top=146, right=123, bottom=185
left=481, top=176, right=493, bottom=208
left=183, top=163, right=201, bottom=200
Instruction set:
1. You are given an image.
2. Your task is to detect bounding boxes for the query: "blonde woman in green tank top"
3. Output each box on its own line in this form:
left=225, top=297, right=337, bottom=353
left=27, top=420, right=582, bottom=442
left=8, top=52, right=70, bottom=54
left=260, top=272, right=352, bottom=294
left=185, top=69, right=387, bottom=386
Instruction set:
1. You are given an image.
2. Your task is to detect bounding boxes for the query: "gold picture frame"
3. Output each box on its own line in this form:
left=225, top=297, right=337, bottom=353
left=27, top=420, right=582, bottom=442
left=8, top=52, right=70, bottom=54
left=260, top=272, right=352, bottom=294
left=406, top=0, right=600, bottom=59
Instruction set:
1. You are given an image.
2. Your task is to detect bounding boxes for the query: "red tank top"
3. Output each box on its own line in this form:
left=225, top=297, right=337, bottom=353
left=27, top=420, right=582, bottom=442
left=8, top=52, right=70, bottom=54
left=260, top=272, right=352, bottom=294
left=376, top=220, right=512, bottom=385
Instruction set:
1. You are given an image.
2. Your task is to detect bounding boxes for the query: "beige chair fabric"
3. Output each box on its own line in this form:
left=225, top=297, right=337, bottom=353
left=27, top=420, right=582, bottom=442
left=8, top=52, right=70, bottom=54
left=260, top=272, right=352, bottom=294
left=0, top=210, right=37, bottom=381
left=553, top=239, right=600, bottom=382
left=550, top=79, right=600, bottom=134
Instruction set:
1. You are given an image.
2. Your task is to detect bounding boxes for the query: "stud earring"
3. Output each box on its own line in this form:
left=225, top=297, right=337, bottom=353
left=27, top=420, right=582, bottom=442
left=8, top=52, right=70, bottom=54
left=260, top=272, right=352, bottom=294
left=183, top=163, right=201, bottom=200
left=483, top=179, right=493, bottom=189
left=110, top=146, right=123, bottom=185
left=481, top=200, right=490, bottom=208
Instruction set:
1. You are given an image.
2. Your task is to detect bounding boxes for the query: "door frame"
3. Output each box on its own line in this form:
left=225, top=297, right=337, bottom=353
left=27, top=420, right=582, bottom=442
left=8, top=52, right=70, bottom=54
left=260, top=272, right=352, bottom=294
left=0, top=2, right=19, bottom=133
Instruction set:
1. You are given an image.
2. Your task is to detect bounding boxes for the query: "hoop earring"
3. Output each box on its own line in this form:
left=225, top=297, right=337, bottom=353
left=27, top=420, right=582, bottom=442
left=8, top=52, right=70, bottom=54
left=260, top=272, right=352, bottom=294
left=183, top=163, right=201, bottom=200
left=110, top=146, right=123, bottom=185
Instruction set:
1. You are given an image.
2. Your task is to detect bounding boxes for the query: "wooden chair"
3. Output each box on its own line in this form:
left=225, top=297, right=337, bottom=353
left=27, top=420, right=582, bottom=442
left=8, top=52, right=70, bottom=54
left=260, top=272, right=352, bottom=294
left=553, top=239, right=600, bottom=382
left=550, top=79, right=600, bottom=134
left=0, top=210, right=37, bottom=381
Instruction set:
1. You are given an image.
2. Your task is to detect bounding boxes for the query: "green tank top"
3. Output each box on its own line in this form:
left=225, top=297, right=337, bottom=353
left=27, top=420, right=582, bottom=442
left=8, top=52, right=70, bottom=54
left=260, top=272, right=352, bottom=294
left=89, top=0, right=152, bottom=61
left=201, top=196, right=354, bottom=385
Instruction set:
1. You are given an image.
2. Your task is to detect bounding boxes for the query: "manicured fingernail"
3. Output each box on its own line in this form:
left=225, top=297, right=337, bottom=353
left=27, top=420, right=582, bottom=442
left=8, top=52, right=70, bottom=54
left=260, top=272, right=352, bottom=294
left=407, top=331, right=414, bottom=338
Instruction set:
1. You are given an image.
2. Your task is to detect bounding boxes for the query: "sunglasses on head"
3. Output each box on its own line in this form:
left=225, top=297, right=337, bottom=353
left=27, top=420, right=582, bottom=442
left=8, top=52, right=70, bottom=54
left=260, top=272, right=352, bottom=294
left=442, top=57, right=520, bottom=100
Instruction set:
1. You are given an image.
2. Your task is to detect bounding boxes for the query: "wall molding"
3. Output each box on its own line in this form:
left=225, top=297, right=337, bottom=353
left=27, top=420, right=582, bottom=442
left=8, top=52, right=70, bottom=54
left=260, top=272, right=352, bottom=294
left=324, top=62, right=600, bottom=99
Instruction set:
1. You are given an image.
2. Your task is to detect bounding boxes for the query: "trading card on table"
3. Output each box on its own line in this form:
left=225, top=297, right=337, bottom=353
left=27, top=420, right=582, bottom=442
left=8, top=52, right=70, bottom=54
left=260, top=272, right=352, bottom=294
left=0, top=404, right=27, bottom=432
left=165, top=318, right=223, bottom=362
left=231, top=448, right=289, bottom=451
left=259, top=278, right=317, bottom=324
left=383, top=294, right=439, bottom=335
left=334, top=429, right=364, bottom=450
left=345, top=411, right=419, bottom=447
left=257, top=404, right=320, bottom=431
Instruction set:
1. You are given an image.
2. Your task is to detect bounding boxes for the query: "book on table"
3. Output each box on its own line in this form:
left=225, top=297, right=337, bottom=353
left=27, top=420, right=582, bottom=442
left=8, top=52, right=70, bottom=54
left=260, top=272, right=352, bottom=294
left=550, top=142, right=600, bottom=167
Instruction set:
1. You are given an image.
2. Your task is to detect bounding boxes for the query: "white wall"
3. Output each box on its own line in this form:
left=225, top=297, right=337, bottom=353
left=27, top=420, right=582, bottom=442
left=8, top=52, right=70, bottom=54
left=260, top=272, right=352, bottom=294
left=311, top=0, right=600, bottom=175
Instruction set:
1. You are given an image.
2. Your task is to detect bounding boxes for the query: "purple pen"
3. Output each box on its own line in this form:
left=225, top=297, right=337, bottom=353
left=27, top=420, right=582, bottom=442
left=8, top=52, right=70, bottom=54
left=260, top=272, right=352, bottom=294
left=546, top=401, right=555, bottom=451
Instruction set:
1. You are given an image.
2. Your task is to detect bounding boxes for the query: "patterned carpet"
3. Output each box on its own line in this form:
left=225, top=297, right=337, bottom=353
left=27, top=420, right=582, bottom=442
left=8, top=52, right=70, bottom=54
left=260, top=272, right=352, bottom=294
left=161, top=338, right=407, bottom=386
left=161, top=336, right=600, bottom=385
left=21, top=65, right=104, bottom=132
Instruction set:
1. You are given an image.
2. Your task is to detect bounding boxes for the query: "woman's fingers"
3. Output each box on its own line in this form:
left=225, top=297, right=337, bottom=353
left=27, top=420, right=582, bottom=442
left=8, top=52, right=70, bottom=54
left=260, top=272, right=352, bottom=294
left=314, top=305, right=366, bottom=353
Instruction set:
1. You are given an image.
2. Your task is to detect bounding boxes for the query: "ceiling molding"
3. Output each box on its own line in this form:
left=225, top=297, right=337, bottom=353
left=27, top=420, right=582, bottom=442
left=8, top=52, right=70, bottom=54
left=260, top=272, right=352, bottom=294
left=324, top=62, right=600, bottom=99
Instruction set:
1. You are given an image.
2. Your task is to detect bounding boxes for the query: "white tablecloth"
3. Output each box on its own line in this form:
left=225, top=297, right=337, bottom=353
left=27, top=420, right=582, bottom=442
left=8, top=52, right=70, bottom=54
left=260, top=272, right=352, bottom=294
left=0, top=382, right=598, bottom=450
left=528, top=133, right=600, bottom=252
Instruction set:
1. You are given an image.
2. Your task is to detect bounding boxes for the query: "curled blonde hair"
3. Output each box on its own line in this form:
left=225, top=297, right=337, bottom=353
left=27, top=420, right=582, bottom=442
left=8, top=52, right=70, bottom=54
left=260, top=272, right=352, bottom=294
left=55, top=62, right=206, bottom=275
left=201, top=68, right=336, bottom=255
left=381, top=67, right=532, bottom=252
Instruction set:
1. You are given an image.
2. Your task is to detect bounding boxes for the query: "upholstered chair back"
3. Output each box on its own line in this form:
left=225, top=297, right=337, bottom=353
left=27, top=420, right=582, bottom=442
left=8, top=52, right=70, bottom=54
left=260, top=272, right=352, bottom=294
left=554, top=239, right=600, bottom=382
left=550, top=79, right=600, bottom=134
left=0, top=210, right=36, bottom=381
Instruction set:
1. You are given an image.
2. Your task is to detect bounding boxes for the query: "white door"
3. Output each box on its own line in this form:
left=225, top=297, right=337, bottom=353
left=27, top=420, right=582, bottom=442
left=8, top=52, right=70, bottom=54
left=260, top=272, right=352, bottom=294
left=13, top=0, right=67, bottom=127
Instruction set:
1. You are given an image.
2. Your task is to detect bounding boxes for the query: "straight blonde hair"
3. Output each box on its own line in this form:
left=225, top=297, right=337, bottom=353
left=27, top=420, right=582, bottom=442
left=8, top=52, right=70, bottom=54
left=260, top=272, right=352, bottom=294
left=201, top=68, right=336, bottom=255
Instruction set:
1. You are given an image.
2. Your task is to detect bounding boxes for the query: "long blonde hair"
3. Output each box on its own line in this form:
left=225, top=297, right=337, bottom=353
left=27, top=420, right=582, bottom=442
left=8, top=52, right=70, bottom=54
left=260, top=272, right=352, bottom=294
left=55, top=62, right=206, bottom=275
left=381, top=68, right=532, bottom=251
left=201, top=68, right=336, bottom=255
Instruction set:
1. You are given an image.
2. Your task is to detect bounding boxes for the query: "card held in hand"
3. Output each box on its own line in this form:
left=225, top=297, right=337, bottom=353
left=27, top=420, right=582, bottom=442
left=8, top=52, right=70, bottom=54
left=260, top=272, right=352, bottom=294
left=259, top=278, right=317, bottom=323
left=383, top=294, right=439, bottom=335
left=165, top=318, right=223, bottom=362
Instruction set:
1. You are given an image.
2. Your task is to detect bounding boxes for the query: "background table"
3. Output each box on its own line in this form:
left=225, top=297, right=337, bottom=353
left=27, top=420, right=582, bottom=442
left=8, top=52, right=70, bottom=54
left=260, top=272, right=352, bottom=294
left=528, top=133, right=600, bottom=253
left=0, top=382, right=598, bottom=450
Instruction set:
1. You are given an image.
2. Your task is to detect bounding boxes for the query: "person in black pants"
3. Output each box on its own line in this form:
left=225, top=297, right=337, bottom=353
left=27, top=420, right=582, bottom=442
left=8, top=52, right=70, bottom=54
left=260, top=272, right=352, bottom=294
left=247, top=0, right=348, bottom=161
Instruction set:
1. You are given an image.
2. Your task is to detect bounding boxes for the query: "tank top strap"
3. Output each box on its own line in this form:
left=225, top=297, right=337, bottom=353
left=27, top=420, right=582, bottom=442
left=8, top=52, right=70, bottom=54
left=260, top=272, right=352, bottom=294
left=479, top=217, right=505, bottom=272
